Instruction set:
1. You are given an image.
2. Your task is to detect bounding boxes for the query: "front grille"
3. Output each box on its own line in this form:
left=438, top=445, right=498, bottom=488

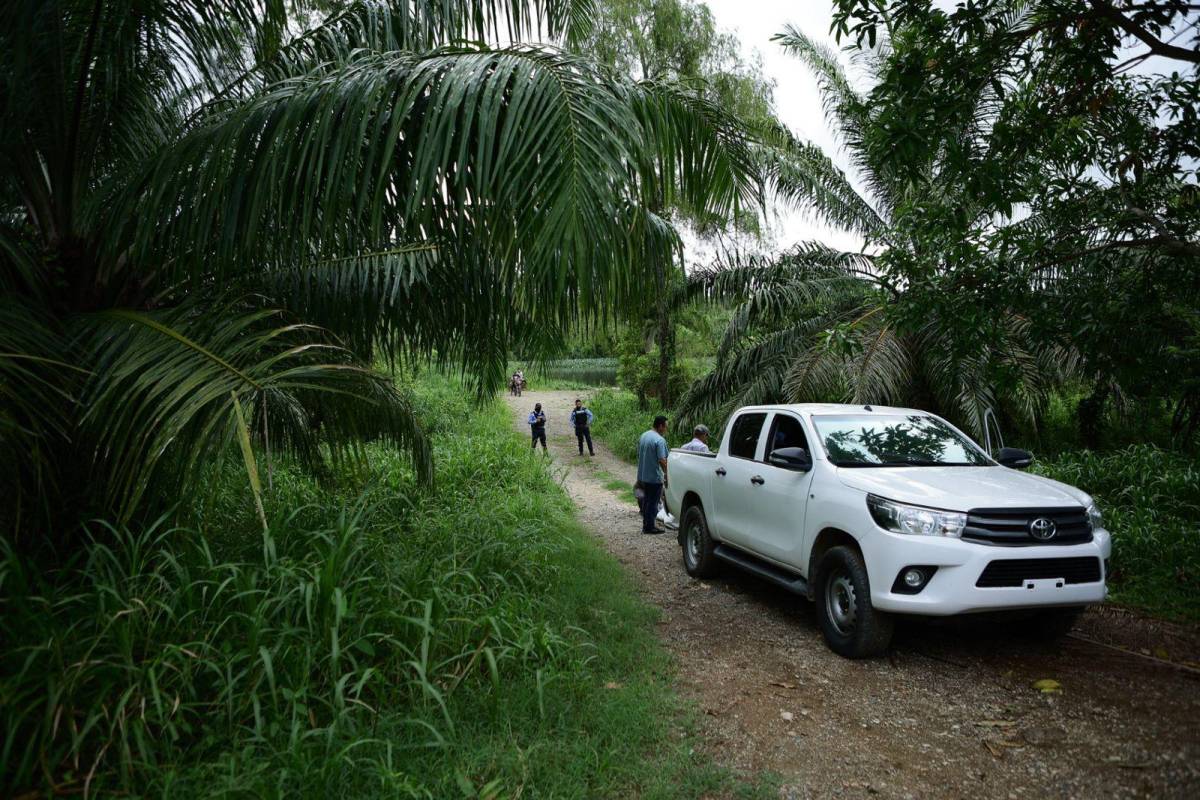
left=976, top=557, right=1102, bottom=588
left=964, top=507, right=1092, bottom=546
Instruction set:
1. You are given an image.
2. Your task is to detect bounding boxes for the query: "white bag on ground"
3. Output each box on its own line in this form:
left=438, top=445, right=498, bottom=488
left=657, top=498, right=678, bottom=530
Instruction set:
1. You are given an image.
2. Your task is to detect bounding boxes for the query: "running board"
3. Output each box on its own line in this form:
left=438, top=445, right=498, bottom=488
left=714, top=544, right=810, bottom=597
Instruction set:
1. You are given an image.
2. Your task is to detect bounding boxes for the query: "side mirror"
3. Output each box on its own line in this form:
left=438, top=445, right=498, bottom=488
left=997, top=447, right=1033, bottom=470
left=768, top=446, right=812, bottom=472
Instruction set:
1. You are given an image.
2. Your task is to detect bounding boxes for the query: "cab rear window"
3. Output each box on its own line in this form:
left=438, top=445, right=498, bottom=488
left=728, top=413, right=766, bottom=459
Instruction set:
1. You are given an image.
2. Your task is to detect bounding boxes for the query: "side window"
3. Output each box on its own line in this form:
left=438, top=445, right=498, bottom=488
left=766, top=414, right=809, bottom=459
left=727, top=413, right=767, bottom=460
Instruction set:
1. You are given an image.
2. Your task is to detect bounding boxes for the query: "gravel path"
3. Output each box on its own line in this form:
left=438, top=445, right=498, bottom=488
left=505, top=390, right=1200, bottom=799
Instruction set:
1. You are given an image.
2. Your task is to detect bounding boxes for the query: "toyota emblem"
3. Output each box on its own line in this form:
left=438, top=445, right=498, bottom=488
left=1029, top=517, right=1057, bottom=540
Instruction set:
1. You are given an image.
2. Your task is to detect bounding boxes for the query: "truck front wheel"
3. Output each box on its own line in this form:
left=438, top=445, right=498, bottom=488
left=815, top=546, right=894, bottom=658
left=681, top=505, right=720, bottom=578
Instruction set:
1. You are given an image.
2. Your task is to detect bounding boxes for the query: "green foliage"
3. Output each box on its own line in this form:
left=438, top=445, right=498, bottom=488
left=0, top=0, right=762, bottom=531
left=826, top=0, right=1200, bottom=443
left=0, top=374, right=765, bottom=797
left=679, top=26, right=1080, bottom=439
left=578, top=0, right=775, bottom=144
left=572, top=0, right=778, bottom=407
left=532, top=358, right=619, bottom=388
left=1035, top=446, right=1200, bottom=621
left=616, top=327, right=695, bottom=406
left=588, top=388, right=679, bottom=463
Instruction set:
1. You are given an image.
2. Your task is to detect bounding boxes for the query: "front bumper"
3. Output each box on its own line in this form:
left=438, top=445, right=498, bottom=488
left=865, top=528, right=1111, bottom=616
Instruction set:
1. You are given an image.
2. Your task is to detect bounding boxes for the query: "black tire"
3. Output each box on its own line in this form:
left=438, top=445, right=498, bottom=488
left=681, top=504, right=720, bottom=578
left=1022, top=606, right=1085, bottom=642
left=814, top=545, right=894, bottom=658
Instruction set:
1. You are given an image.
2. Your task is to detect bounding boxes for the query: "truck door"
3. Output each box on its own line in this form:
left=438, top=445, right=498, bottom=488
left=750, top=412, right=817, bottom=568
left=709, top=411, right=767, bottom=546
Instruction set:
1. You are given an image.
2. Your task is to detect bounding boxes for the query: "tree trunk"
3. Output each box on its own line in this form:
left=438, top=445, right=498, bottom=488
left=654, top=258, right=674, bottom=407
left=657, top=298, right=672, bottom=405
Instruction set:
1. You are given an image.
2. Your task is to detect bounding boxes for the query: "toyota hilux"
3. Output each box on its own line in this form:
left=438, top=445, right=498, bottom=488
left=665, top=404, right=1110, bottom=658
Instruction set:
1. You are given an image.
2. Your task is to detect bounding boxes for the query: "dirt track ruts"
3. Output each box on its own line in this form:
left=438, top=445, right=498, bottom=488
left=505, top=389, right=1200, bottom=799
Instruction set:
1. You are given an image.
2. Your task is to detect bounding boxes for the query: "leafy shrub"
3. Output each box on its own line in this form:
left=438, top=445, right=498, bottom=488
left=616, top=332, right=693, bottom=405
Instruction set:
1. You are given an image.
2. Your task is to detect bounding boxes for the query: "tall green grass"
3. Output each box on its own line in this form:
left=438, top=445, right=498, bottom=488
left=587, top=389, right=675, bottom=464
left=1, top=375, right=765, bottom=797
left=507, top=358, right=618, bottom=390
left=1035, top=445, right=1200, bottom=621
left=541, top=358, right=618, bottom=387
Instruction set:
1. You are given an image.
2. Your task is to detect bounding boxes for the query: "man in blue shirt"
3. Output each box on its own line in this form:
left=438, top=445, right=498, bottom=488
left=636, top=415, right=669, bottom=534
left=569, top=398, right=595, bottom=456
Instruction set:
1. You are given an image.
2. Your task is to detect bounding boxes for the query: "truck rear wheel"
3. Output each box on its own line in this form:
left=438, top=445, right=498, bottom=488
left=815, top=545, right=893, bottom=659
left=681, top=505, right=720, bottom=578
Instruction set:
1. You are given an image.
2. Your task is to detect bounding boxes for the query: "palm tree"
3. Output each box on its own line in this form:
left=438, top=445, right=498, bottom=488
left=0, top=0, right=758, bottom=533
left=677, top=26, right=1073, bottom=437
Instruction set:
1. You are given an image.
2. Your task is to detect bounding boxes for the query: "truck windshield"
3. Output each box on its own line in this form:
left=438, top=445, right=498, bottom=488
left=811, top=414, right=992, bottom=467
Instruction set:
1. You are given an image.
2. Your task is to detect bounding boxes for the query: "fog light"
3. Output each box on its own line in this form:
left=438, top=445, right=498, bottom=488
left=891, top=565, right=937, bottom=594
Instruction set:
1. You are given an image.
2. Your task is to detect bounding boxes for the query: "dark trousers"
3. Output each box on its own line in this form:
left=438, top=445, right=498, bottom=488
left=530, top=428, right=546, bottom=449
left=575, top=426, right=593, bottom=455
left=640, top=481, right=663, bottom=533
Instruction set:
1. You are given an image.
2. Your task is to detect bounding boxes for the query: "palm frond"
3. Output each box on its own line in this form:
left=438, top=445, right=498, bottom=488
left=629, top=80, right=761, bottom=222
left=188, top=0, right=600, bottom=115
left=108, top=46, right=647, bottom=325
left=677, top=313, right=837, bottom=429
left=773, top=26, right=867, bottom=146
left=758, top=127, right=888, bottom=241
left=75, top=303, right=430, bottom=519
left=0, top=300, right=79, bottom=529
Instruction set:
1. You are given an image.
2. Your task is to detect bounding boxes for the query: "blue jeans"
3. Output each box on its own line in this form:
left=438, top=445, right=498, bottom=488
left=640, top=481, right=663, bottom=533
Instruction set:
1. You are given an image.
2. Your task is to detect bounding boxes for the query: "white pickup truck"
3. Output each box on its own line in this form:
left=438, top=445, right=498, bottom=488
left=665, top=404, right=1110, bottom=658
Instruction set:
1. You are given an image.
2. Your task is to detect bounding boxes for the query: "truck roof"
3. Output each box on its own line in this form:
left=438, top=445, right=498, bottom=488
left=734, top=402, right=930, bottom=416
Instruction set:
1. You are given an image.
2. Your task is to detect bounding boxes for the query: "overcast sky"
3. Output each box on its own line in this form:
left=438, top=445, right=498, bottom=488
left=682, top=0, right=868, bottom=263
left=686, top=1, right=1198, bottom=265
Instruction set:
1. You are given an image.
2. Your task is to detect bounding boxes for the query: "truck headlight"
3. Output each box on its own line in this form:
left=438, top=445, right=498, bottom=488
left=1086, top=502, right=1103, bottom=530
left=867, top=494, right=966, bottom=538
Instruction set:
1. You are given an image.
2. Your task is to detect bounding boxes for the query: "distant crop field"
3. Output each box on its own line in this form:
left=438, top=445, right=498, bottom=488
left=525, top=358, right=618, bottom=388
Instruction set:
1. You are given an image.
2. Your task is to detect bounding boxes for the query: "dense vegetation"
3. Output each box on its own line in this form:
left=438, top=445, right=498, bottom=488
left=589, top=388, right=676, bottom=463
left=0, top=0, right=758, bottom=534
left=2, top=0, right=1197, bottom=794
left=527, top=358, right=619, bottom=389
left=678, top=1, right=1199, bottom=449
left=1035, top=446, right=1200, bottom=620
left=0, top=3, right=768, bottom=794
left=1, top=375, right=766, bottom=797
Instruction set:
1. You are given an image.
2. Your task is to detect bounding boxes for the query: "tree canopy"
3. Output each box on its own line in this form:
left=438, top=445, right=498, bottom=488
left=685, top=1, right=1198, bottom=445
left=0, top=0, right=759, bottom=531
left=825, top=0, right=1199, bottom=441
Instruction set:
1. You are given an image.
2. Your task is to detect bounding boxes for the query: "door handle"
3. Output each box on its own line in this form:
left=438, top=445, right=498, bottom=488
left=751, top=475, right=765, bottom=486
left=715, top=467, right=727, bottom=477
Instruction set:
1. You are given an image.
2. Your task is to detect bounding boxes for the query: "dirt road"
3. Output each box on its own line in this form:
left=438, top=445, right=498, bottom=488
left=505, top=390, right=1200, bottom=799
